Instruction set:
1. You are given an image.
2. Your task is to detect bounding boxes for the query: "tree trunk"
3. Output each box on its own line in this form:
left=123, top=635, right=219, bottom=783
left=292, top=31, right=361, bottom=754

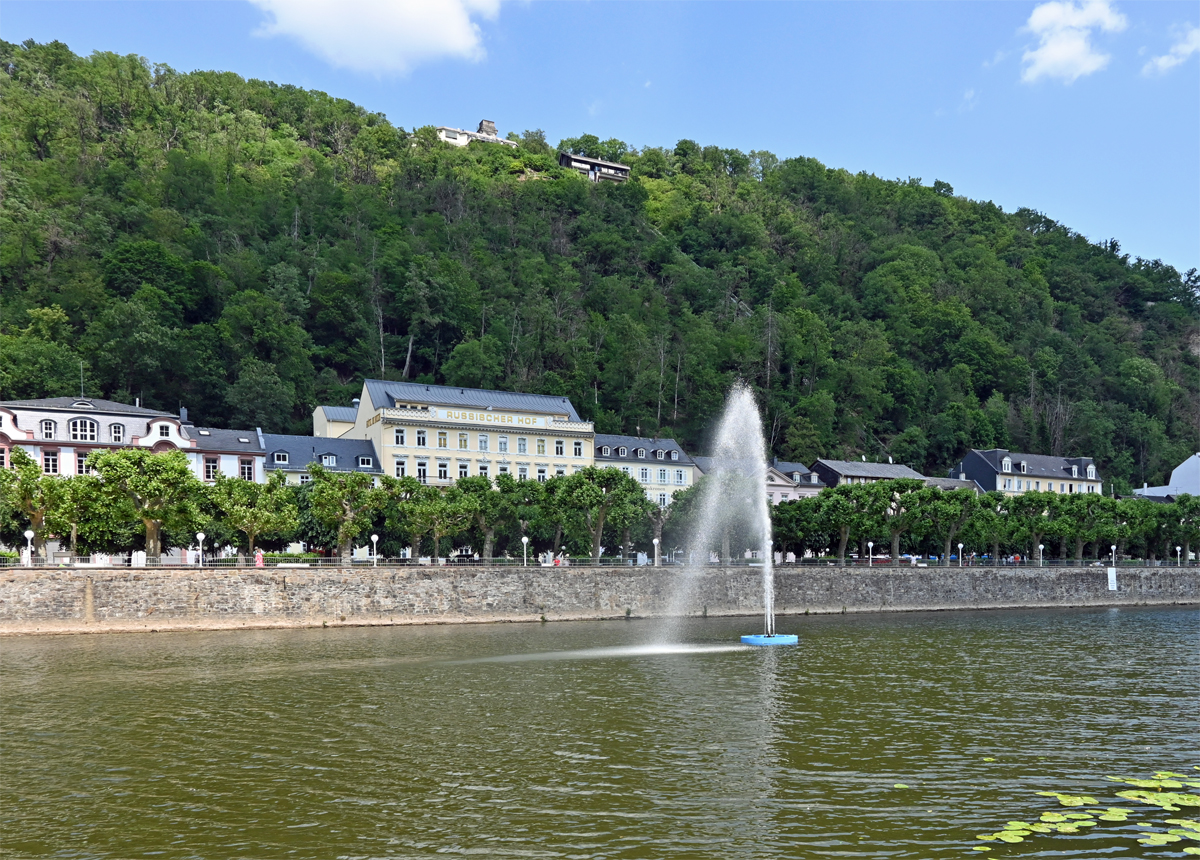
left=991, top=540, right=1000, bottom=566
left=837, top=526, right=850, bottom=566
left=482, top=527, right=495, bottom=560
left=410, top=531, right=422, bottom=560
left=338, top=537, right=352, bottom=564
left=553, top=524, right=563, bottom=558
left=891, top=531, right=900, bottom=566
left=622, top=526, right=632, bottom=561
left=433, top=528, right=443, bottom=564
left=943, top=537, right=953, bottom=566
left=145, top=519, right=162, bottom=559
left=70, top=523, right=78, bottom=557
left=1074, top=537, right=1085, bottom=564
left=590, top=511, right=606, bottom=561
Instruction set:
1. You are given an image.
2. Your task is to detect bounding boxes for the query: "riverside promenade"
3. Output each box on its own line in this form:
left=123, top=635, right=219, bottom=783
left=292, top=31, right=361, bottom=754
left=1, top=564, right=1196, bottom=635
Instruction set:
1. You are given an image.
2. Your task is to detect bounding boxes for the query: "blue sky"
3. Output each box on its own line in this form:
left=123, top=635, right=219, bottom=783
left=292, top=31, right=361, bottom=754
left=5, top=0, right=1198, bottom=271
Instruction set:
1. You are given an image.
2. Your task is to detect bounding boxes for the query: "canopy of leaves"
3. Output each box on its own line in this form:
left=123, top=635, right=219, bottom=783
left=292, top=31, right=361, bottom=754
left=2, top=39, right=1196, bottom=489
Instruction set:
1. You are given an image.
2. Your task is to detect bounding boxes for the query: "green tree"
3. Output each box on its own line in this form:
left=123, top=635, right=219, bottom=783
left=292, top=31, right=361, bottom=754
left=407, top=486, right=477, bottom=563
left=305, top=463, right=384, bottom=562
left=210, top=471, right=299, bottom=557
left=90, top=448, right=203, bottom=558
left=0, top=447, right=61, bottom=558
left=919, top=487, right=979, bottom=565
left=555, top=467, right=648, bottom=560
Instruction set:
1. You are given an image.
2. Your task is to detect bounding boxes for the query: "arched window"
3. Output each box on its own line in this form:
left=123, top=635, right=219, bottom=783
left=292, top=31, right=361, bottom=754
left=1087, top=464, right=1096, bottom=479
left=40, top=420, right=56, bottom=440
left=1001, top=457, right=1011, bottom=473
left=69, top=419, right=97, bottom=442
left=670, top=450, right=678, bottom=461
left=636, top=448, right=645, bottom=458
left=656, top=450, right=665, bottom=460
left=109, top=424, right=124, bottom=443
left=601, top=446, right=610, bottom=456
left=618, top=447, right=627, bottom=457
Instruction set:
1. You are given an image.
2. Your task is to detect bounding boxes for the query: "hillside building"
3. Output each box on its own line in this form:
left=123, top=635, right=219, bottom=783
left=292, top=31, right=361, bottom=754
left=810, top=459, right=925, bottom=487
left=261, top=434, right=382, bottom=484
left=315, top=380, right=594, bottom=485
left=557, top=152, right=630, bottom=182
left=436, top=119, right=518, bottom=149
left=594, top=434, right=696, bottom=507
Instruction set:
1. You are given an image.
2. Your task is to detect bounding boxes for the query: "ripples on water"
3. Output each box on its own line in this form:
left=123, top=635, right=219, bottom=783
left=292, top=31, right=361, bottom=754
left=1, top=607, right=1196, bottom=859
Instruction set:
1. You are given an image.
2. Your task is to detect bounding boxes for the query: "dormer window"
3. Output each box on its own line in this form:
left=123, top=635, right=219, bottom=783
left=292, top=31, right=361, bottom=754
left=321, top=454, right=337, bottom=467
left=358, top=456, right=373, bottom=468
left=69, top=419, right=97, bottom=442
left=274, top=452, right=289, bottom=464
left=670, top=451, right=678, bottom=461
left=1071, top=465, right=1078, bottom=478
left=618, top=447, right=627, bottom=457
left=793, top=472, right=801, bottom=481
left=1019, top=461, right=1027, bottom=474
left=110, top=424, right=124, bottom=443
left=1087, top=464, right=1096, bottom=479
left=158, top=424, right=170, bottom=438
left=636, top=448, right=646, bottom=458
left=1001, top=457, right=1012, bottom=473
left=40, top=420, right=56, bottom=440
left=656, top=450, right=665, bottom=460
left=601, top=446, right=611, bottom=456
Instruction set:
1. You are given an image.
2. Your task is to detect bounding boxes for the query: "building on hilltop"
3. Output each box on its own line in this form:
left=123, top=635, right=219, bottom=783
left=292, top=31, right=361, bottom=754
left=810, top=458, right=925, bottom=487
left=557, top=152, right=630, bottom=183
left=0, top=397, right=265, bottom=483
left=436, top=119, right=518, bottom=149
left=315, top=380, right=594, bottom=485
left=594, top=434, right=696, bottom=507
left=1133, top=453, right=1200, bottom=500
left=261, top=434, right=382, bottom=485
left=950, top=449, right=1101, bottom=496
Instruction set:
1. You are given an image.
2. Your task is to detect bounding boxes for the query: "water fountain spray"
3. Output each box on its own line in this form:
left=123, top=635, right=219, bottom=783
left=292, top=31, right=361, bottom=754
left=669, top=382, right=797, bottom=646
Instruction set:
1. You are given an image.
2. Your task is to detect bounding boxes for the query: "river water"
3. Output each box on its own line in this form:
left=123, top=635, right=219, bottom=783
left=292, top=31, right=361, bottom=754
left=2, top=607, right=1196, bottom=859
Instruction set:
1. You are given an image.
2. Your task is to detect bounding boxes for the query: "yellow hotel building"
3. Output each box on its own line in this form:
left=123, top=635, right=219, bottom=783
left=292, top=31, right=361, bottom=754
left=314, top=380, right=595, bottom=483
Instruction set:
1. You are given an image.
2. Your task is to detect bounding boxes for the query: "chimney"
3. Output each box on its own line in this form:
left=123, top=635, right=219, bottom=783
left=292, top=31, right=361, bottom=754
left=179, top=406, right=188, bottom=423
left=477, top=119, right=497, bottom=136
left=352, top=398, right=360, bottom=408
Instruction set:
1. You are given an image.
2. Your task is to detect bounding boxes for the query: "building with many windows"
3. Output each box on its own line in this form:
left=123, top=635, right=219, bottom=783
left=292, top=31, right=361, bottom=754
left=316, top=381, right=594, bottom=485
left=593, top=434, right=695, bottom=507
left=436, top=119, right=518, bottom=149
left=950, top=449, right=1101, bottom=496
left=0, top=398, right=266, bottom=483
left=261, top=434, right=382, bottom=484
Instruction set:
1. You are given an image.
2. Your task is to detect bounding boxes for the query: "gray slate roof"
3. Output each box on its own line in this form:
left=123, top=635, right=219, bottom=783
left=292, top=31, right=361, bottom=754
left=970, top=449, right=1096, bottom=479
left=262, top=434, right=382, bottom=474
left=772, top=458, right=816, bottom=477
left=925, top=476, right=982, bottom=492
left=189, top=427, right=263, bottom=452
left=594, top=434, right=693, bottom=464
left=317, top=405, right=358, bottom=423
left=691, top=456, right=713, bottom=475
left=814, top=459, right=926, bottom=480
left=0, top=397, right=171, bottom=416
left=363, top=380, right=583, bottom=422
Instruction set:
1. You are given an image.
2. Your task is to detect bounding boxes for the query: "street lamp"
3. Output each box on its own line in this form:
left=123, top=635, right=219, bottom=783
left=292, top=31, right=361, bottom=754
left=652, top=537, right=660, bottom=567
left=1178, top=545, right=1184, bottom=567
left=958, top=542, right=964, bottom=567
left=1110, top=544, right=1117, bottom=566
left=371, top=534, right=379, bottom=567
left=867, top=541, right=874, bottom=567
left=23, top=529, right=34, bottom=567
left=196, top=532, right=205, bottom=567
left=521, top=535, right=528, bottom=567
left=1038, top=544, right=1044, bottom=568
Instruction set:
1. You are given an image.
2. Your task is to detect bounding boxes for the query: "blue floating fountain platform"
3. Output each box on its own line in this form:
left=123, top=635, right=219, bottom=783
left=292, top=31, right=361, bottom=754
left=741, top=634, right=798, bottom=646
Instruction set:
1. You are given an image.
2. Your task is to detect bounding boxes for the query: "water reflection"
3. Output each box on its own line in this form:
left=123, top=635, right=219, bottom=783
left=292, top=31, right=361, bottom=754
left=1, top=608, right=1196, bottom=859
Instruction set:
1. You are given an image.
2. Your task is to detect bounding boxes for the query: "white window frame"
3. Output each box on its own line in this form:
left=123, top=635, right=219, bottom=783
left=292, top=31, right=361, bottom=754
left=394, top=428, right=406, bottom=446
left=658, top=493, right=668, bottom=508
left=40, top=420, right=55, bottom=440
left=517, top=437, right=528, bottom=454
left=675, top=470, right=685, bottom=485
left=459, top=462, right=469, bottom=479
left=618, top=447, right=627, bottom=457
left=478, top=434, right=489, bottom=452
left=274, top=452, right=289, bottom=464
left=639, top=467, right=649, bottom=483
left=518, top=465, right=528, bottom=480
left=536, top=438, right=546, bottom=455
left=438, top=431, right=448, bottom=449
left=110, top=424, right=124, bottom=443
left=416, top=461, right=428, bottom=483
left=671, top=451, right=678, bottom=461
left=438, top=462, right=449, bottom=481
left=43, top=451, right=59, bottom=474
left=395, top=460, right=406, bottom=478
left=321, top=454, right=337, bottom=467
left=656, top=450, right=664, bottom=460
left=536, top=467, right=547, bottom=482
left=555, top=439, right=564, bottom=456
left=459, top=432, right=469, bottom=450
left=574, top=441, right=582, bottom=458
left=240, top=459, right=254, bottom=480
left=658, top=468, right=667, bottom=484
left=498, top=436, right=509, bottom=453
left=159, top=424, right=171, bottom=438
left=1001, top=457, right=1011, bottom=473
left=479, top=463, right=489, bottom=478
left=204, top=456, right=219, bottom=480
left=358, top=456, right=372, bottom=468
left=601, top=446, right=611, bottom=456
left=69, top=419, right=97, bottom=442
left=416, top=430, right=427, bottom=447
left=636, top=448, right=646, bottom=458
left=1087, top=465, right=1096, bottom=479
left=76, top=452, right=91, bottom=474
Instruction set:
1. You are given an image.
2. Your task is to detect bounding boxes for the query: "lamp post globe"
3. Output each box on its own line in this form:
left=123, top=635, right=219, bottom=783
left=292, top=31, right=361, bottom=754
left=1111, top=544, right=1117, bottom=566
left=196, top=532, right=206, bottom=567
left=652, top=537, right=660, bottom=568
left=867, top=541, right=873, bottom=567
left=371, top=534, right=379, bottom=567
left=521, top=535, right=529, bottom=567
left=1038, top=543, right=1044, bottom=568
left=23, top=529, right=34, bottom=566
left=958, top=542, right=964, bottom=567
left=1178, top=546, right=1183, bottom=567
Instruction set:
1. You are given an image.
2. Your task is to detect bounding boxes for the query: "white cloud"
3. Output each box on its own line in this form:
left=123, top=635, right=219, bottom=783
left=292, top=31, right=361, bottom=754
left=248, top=0, right=503, bottom=75
left=1020, top=0, right=1127, bottom=84
left=1142, top=24, right=1200, bottom=75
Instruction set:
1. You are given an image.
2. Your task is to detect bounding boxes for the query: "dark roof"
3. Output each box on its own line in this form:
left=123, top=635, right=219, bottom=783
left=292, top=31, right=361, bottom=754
left=0, top=397, right=172, bottom=416
left=557, top=152, right=631, bottom=170
left=772, top=458, right=815, bottom=477
left=969, top=449, right=1097, bottom=479
left=362, top=380, right=583, bottom=422
left=814, top=459, right=926, bottom=480
left=925, top=476, right=982, bottom=493
left=317, top=405, right=358, bottom=423
left=692, top=456, right=714, bottom=475
left=262, top=434, right=382, bottom=474
left=594, top=434, right=693, bottom=464
left=189, top=427, right=263, bottom=452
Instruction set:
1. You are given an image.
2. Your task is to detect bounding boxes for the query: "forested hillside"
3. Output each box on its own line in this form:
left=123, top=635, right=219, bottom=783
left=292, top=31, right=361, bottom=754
left=2, top=40, right=1197, bottom=492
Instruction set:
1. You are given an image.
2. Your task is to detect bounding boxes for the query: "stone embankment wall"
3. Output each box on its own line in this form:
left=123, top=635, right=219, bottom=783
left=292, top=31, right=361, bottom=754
left=0, top=565, right=1196, bottom=635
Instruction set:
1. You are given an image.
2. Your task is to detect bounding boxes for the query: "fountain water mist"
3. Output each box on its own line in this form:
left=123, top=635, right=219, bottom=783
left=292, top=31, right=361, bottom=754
left=662, top=383, right=794, bottom=645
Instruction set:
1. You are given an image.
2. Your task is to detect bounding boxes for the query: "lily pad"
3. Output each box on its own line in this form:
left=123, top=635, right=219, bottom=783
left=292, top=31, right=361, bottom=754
left=1040, top=812, right=1067, bottom=822
left=997, top=833, right=1025, bottom=843
left=1166, top=820, right=1200, bottom=831
left=893, top=783, right=909, bottom=789
left=1138, top=834, right=1183, bottom=845
left=1169, top=830, right=1200, bottom=842
left=983, top=757, right=995, bottom=762
left=972, top=848, right=991, bottom=852
left=1098, top=813, right=1128, bottom=822
left=1064, top=813, right=1094, bottom=820
left=1183, top=847, right=1200, bottom=856
left=976, top=834, right=998, bottom=841
left=1056, top=824, right=1081, bottom=834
